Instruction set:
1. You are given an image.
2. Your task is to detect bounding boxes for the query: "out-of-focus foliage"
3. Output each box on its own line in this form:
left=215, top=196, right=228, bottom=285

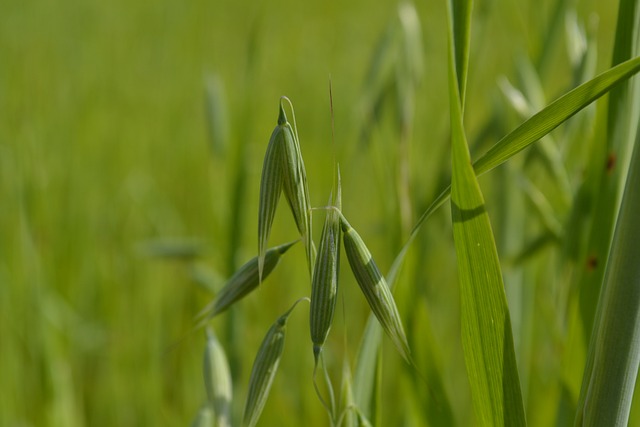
left=1, top=0, right=637, bottom=425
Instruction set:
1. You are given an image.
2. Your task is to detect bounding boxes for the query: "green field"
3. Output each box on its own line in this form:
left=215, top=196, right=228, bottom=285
left=2, top=0, right=639, bottom=425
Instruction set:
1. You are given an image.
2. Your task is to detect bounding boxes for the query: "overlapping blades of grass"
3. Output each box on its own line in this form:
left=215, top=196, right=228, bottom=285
left=575, top=121, right=640, bottom=426
left=446, top=0, right=526, bottom=424
left=385, top=54, right=640, bottom=289
left=575, top=0, right=640, bottom=356
left=575, top=1, right=640, bottom=423
left=472, top=54, right=640, bottom=176
left=354, top=13, right=640, bottom=426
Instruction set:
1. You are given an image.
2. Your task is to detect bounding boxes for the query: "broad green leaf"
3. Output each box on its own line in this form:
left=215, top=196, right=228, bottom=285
left=447, top=0, right=526, bottom=425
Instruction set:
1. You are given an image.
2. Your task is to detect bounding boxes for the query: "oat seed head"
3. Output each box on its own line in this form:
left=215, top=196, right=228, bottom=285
left=340, top=216, right=411, bottom=362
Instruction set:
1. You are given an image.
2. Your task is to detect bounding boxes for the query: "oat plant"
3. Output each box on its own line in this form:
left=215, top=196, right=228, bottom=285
left=194, top=0, right=640, bottom=425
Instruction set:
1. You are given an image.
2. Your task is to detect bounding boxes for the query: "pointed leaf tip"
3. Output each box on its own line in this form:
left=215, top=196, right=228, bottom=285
left=278, top=100, right=288, bottom=125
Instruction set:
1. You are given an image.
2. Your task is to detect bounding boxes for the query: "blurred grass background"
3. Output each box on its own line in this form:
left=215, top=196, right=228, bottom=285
left=0, top=0, right=633, bottom=425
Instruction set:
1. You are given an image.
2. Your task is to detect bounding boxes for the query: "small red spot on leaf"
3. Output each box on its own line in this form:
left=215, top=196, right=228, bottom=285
left=586, top=255, right=598, bottom=272
left=606, top=153, right=616, bottom=174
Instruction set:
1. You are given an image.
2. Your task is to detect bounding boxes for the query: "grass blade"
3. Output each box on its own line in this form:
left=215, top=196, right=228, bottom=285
left=450, top=0, right=473, bottom=107
left=575, top=0, right=640, bottom=355
left=387, top=54, right=640, bottom=290
left=575, top=3, right=640, bottom=421
left=447, top=0, right=526, bottom=424
left=352, top=313, right=383, bottom=423
left=576, top=121, right=640, bottom=426
left=472, top=55, right=640, bottom=176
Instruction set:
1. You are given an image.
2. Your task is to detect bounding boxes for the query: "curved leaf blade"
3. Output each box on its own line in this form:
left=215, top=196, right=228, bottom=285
left=388, top=55, right=640, bottom=290
left=473, top=55, right=640, bottom=176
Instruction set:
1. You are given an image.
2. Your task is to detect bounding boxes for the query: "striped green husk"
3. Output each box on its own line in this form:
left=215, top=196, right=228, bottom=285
left=340, top=216, right=411, bottom=362
left=243, top=300, right=302, bottom=427
left=278, top=102, right=314, bottom=277
left=198, top=241, right=297, bottom=321
left=203, top=328, right=232, bottom=427
left=257, top=113, right=286, bottom=282
left=258, top=100, right=314, bottom=280
left=310, top=191, right=342, bottom=361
